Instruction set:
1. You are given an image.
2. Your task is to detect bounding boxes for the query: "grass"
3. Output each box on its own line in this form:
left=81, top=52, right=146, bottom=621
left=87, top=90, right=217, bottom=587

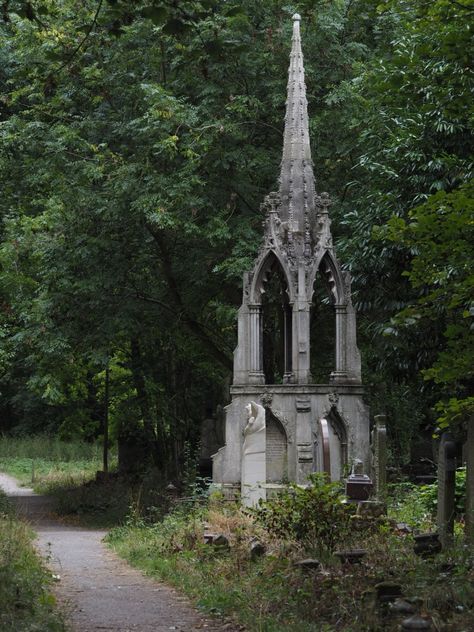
left=0, top=435, right=112, bottom=490
left=0, top=435, right=126, bottom=526
left=0, top=491, right=66, bottom=632
left=107, top=492, right=474, bottom=632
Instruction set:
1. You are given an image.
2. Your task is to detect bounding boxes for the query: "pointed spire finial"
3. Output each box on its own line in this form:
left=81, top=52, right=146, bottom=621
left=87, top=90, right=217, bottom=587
left=279, top=13, right=315, bottom=234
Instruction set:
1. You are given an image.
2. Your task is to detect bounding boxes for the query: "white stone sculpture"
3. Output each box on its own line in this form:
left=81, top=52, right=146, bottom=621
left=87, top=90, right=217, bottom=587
left=241, top=402, right=266, bottom=507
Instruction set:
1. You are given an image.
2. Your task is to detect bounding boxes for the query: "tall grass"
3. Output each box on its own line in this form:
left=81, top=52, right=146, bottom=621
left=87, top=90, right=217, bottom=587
left=0, top=492, right=66, bottom=631
left=0, top=435, right=116, bottom=490
left=0, top=435, right=103, bottom=461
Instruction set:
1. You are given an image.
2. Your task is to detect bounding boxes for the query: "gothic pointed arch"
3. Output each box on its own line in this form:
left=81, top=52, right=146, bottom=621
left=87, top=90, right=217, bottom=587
left=250, top=250, right=294, bottom=305
left=309, top=250, right=345, bottom=305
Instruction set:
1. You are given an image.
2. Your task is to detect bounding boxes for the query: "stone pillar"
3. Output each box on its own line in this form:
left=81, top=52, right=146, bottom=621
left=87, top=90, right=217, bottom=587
left=296, top=397, right=313, bottom=483
left=437, top=432, right=457, bottom=546
left=292, top=303, right=311, bottom=383
left=248, top=305, right=264, bottom=384
left=372, top=414, right=387, bottom=500
left=330, top=304, right=348, bottom=383
left=465, top=418, right=474, bottom=545
left=283, top=303, right=293, bottom=382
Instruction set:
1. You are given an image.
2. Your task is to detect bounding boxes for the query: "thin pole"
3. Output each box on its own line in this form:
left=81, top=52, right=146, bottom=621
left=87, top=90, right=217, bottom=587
left=103, top=361, right=110, bottom=473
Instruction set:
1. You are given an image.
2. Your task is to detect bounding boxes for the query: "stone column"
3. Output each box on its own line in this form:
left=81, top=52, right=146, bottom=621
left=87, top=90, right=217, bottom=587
left=465, top=418, right=474, bottom=545
left=437, top=432, right=457, bottom=546
left=248, top=305, right=264, bottom=384
left=372, top=414, right=387, bottom=500
left=330, top=304, right=348, bottom=383
left=283, top=303, right=293, bottom=383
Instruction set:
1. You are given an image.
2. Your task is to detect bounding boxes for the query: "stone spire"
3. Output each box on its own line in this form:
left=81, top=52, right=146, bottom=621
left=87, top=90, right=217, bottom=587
left=279, top=14, right=316, bottom=234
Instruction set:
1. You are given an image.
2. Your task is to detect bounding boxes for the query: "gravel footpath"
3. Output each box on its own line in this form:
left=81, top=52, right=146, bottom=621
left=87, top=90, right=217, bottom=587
left=0, top=473, right=233, bottom=632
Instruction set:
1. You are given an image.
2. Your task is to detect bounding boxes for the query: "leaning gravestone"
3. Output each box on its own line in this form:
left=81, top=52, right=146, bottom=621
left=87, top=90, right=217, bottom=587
left=466, top=417, right=474, bottom=545
left=372, top=414, right=387, bottom=500
left=241, top=401, right=266, bottom=507
left=437, top=432, right=457, bottom=546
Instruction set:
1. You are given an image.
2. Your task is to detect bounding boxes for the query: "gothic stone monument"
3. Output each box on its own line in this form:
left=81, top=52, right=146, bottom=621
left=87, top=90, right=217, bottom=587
left=212, top=15, right=370, bottom=503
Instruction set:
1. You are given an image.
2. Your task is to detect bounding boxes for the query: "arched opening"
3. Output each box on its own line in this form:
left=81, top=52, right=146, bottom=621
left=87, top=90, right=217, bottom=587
left=310, top=264, right=336, bottom=383
left=261, top=255, right=292, bottom=384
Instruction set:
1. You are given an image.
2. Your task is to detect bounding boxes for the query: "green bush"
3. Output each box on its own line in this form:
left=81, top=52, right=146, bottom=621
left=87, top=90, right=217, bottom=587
left=388, top=467, right=467, bottom=529
left=0, top=492, right=65, bottom=631
left=252, top=473, right=351, bottom=554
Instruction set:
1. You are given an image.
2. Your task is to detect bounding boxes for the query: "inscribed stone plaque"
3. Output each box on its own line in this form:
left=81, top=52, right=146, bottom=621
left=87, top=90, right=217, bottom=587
left=266, top=417, right=287, bottom=483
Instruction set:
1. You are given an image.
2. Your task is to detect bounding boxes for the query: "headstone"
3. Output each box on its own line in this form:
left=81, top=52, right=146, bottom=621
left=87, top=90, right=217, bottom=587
left=372, top=414, right=387, bottom=500
left=413, top=532, right=441, bottom=557
left=375, top=581, right=403, bottom=604
left=293, top=558, right=321, bottom=571
left=266, top=415, right=287, bottom=482
left=334, top=549, right=367, bottom=564
left=241, top=401, right=266, bottom=507
left=249, top=541, right=265, bottom=560
left=318, top=418, right=331, bottom=476
left=437, top=432, right=457, bottom=545
left=465, top=417, right=474, bottom=545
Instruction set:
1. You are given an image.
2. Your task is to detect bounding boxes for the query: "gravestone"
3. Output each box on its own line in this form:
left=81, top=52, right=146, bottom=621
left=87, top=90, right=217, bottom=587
left=466, top=418, right=474, bottom=545
left=437, top=432, right=457, bottom=545
left=372, top=414, right=387, bottom=500
left=266, top=414, right=287, bottom=483
left=241, top=401, right=266, bottom=507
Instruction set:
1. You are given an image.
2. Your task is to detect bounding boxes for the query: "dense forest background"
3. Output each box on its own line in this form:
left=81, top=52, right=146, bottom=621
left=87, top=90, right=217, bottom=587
left=0, top=0, right=472, bottom=476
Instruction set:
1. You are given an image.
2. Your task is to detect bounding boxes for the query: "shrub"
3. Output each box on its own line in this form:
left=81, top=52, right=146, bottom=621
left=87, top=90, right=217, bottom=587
left=388, top=467, right=467, bottom=529
left=252, top=473, right=351, bottom=554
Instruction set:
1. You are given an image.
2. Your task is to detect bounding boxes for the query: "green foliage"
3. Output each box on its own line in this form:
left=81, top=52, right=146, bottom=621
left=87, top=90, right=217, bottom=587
left=388, top=467, right=467, bottom=530
left=253, top=473, right=351, bottom=553
left=109, top=488, right=474, bottom=631
left=0, top=0, right=472, bottom=469
left=0, top=493, right=66, bottom=631
left=385, top=183, right=474, bottom=429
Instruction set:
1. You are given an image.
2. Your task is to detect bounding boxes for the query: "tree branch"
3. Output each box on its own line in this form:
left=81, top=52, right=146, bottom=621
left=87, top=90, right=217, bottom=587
left=145, top=225, right=233, bottom=372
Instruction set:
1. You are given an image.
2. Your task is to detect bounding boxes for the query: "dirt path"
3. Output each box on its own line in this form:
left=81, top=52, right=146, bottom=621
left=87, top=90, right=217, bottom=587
left=0, top=473, right=232, bottom=632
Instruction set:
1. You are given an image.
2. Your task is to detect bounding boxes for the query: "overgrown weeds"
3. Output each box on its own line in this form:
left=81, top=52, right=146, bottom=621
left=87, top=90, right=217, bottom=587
left=108, top=486, right=474, bottom=631
left=0, top=491, right=66, bottom=631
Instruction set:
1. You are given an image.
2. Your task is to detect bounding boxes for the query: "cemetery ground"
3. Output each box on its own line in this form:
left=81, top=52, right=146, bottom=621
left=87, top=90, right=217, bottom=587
left=0, top=437, right=473, bottom=632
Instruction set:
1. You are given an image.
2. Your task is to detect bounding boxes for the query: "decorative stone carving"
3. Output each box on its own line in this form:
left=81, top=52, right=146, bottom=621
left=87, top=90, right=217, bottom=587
left=260, top=390, right=273, bottom=408
left=212, top=14, right=371, bottom=502
left=267, top=407, right=293, bottom=444
left=242, top=402, right=266, bottom=507
left=295, top=397, right=311, bottom=412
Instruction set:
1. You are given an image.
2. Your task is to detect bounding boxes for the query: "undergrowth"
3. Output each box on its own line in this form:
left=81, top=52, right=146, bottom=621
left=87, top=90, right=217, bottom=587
left=0, top=491, right=66, bottom=632
left=108, top=485, right=474, bottom=632
left=0, top=435, right=114, bottom=490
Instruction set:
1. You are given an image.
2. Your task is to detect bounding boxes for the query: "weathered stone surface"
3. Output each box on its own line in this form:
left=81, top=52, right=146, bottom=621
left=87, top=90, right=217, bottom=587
left=293, top=558, right=321, bottom=571
left=241, top=401, right=266, bottom=508
left=401, top=615, right=433, bottom=630
left=413, top=532, right=441, bottom=557
left=249, top=541, right=266, bottom=560
left=465, top=417, right=474, bottom=544
left=372, top=414, right=387, bottom=500
left=212, top=14, right=370, bottom=503
left=335, top=549, right=367, bottom=564
left=212, top=534, right=229, bottom=548
left=356, top=500, right=386, bottom=518
left=437, top=433, right=457, bottom=545
left=375, top=582, right=403, bottom=603
left=389, top=599, right=416, bottom=615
